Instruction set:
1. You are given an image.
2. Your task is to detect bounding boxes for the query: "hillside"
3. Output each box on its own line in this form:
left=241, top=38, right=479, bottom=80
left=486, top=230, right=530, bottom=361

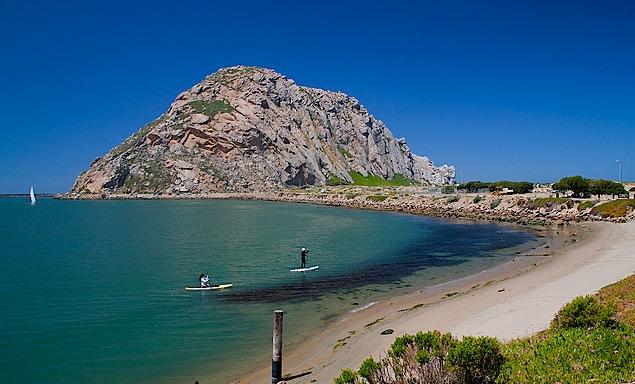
left=69, top=66, right=454, bottom=196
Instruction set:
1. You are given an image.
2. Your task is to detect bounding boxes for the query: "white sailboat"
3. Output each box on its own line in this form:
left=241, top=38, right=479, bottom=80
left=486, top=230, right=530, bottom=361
left=29, top=186, right=36, bottom=206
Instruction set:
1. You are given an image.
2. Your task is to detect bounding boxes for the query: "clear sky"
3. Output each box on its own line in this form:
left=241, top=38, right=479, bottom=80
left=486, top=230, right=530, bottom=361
left=1, top=0, right=634, bottom=193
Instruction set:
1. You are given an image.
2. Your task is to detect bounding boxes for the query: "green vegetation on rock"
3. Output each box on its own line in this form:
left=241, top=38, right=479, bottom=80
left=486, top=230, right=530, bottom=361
left=349, top=172, right=419, bottom=186
left=526, top=197, right=570, bottom=209
left=123, top=159, right=172, bottom=193
left=577, top=200, right=596, bottom=211
left=446, top=195, right=460, bottom=203
left=591, top=199, right=635, bottom=218
left=327, top=174, right=350, bottom=186
left=338, top=146, right=352, bottom=159
left=111, top=115, right=166, bottom=157
left=187, top=99, right=235, bottom=118
left=367, top=195, right=388, bottom=202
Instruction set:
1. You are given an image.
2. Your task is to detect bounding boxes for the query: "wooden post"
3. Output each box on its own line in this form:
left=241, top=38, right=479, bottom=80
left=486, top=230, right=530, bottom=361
left=272, top=310, right=283, bottom=383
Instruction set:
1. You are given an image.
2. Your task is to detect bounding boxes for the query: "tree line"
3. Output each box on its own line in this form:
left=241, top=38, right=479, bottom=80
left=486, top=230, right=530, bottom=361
left=457, top=181, right=534, bottom=194
left=552, top=176, right=626, bottom=197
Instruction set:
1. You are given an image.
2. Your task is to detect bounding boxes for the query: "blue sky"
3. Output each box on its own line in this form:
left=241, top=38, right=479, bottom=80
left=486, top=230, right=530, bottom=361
left=1, top=0, right=634, bottom=193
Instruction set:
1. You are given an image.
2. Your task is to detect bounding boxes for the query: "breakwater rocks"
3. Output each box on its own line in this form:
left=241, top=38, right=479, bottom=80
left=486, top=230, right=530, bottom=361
left=63, top=188, right=634, bottom=224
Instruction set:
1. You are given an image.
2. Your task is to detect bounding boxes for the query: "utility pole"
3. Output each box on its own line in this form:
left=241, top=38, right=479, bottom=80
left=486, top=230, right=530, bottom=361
left=616, top=159, right=623, bottom=184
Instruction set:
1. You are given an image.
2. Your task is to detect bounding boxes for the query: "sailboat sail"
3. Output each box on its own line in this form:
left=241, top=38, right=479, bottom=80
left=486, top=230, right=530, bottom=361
left=30, top=186, right=36, bottom=206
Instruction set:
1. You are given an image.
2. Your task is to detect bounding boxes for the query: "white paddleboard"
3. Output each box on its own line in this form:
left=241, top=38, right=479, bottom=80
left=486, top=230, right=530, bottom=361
left=185, top=284, right=234, bottom=291
left=290, top=265, right=319, bottom=273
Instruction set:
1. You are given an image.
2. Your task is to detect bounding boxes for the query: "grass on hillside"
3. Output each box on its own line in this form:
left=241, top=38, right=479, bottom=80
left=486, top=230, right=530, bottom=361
left=596, top=274, right=635, bottom=327
left=499, top=326, right=634, bottom=383
left=326, top=172, right=420, bottom=187
left=577, top=200, right=596, bottom=211
left=349, top=171, right=419, bottom=186
left=326, top=174, right=350, bottom=186
left=187, top=99, right=235, bottom=118
left=591, top=199, right=635, bottom=218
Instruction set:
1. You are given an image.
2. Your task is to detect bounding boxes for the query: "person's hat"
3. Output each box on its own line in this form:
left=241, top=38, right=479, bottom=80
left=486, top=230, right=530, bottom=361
left=302, top=248, right=306, bottom=251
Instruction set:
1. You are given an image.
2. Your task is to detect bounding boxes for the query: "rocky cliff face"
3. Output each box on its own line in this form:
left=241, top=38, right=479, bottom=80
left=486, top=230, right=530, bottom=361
left=70, top=66, right=455, bottom=195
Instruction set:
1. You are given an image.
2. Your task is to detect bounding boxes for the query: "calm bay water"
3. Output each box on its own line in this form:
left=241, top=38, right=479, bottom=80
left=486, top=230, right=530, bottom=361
left=0, top=198, right=534, bottom=383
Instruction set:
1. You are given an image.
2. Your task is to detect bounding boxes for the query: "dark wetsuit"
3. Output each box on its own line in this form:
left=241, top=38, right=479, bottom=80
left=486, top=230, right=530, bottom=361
left=300, top=249, right=308, bottom=268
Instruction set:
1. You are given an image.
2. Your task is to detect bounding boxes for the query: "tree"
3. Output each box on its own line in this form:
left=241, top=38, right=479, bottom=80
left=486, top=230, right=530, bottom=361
left=552, top=176, right=590, bottom=197
left=589, top=180, right=627, bottom=198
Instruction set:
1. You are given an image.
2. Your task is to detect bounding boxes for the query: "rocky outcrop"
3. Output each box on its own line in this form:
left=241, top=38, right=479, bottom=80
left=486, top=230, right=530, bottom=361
left=69, top=66, right=455, bottom=196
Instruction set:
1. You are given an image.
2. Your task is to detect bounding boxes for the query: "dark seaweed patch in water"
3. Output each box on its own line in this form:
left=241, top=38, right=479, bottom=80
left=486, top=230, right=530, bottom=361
left=221, top=223, right=533, bottom=303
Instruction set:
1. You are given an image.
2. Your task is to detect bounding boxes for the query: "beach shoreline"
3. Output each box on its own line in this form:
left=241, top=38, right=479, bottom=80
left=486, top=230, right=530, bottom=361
left=235, top=220, right=634, bottom=384
left=61, top=189, right=635, bottom=225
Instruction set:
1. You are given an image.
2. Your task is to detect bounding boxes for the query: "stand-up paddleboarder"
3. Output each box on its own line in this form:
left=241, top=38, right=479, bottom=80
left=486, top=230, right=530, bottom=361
left=300, top=248, right=309, bottom=269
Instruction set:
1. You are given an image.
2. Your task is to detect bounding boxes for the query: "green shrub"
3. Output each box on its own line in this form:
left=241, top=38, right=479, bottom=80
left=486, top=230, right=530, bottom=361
left=447, top=336, right=504, bottom=384
left=472, top=195, right=483, bottom=203
left=357, top=357, right=381, bottom=383
left=442, top=185, right=456, bottom=194
left=367, top=195, right=388, bottom=202
left=490, top=198, right=501, bottom=209
left=334, top=368, right=358, bottom=384
left=446, top=195, right=459, bottom=203
left=526, top=197, right=569, bottom=209
left=551, top=296, right=616, bottom=330
left=387, top=331, right=455, bottom=383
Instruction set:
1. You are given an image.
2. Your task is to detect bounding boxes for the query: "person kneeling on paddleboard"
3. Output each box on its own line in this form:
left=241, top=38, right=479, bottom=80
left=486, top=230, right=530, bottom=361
left=300, top=248, right=309, bottom=269
left=199, top=273, right=210, bottom=288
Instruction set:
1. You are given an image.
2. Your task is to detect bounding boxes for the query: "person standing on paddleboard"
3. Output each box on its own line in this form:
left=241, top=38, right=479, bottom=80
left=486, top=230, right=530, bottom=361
left=300, top=248, right=309, bottom=269
left=199, top=273, right=210, bottom=288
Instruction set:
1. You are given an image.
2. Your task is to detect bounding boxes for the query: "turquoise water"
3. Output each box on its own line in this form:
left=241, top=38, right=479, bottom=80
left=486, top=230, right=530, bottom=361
left=0, top=198, right=534, bottom=383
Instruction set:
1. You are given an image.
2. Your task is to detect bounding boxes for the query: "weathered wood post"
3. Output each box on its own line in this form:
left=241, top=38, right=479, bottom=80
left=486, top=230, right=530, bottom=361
left=272, top=310, right=284, bottom=383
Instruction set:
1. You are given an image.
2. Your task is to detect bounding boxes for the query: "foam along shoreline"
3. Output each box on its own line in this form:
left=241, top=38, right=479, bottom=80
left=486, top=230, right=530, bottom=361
left=237, top=221, right=635, bottom=384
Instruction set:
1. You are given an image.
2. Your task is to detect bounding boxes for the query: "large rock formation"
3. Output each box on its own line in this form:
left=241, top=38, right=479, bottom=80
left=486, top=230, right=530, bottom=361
left=70, top=66, right=455, bottom=195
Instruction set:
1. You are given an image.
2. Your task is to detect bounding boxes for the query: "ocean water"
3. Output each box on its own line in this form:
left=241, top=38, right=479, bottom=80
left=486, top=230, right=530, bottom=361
left=0, top=198, right=534, bottom=383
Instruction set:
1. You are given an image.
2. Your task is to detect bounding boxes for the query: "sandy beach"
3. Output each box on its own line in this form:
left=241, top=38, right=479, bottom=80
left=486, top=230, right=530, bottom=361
left=237, top=221, right=635, bottom=384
